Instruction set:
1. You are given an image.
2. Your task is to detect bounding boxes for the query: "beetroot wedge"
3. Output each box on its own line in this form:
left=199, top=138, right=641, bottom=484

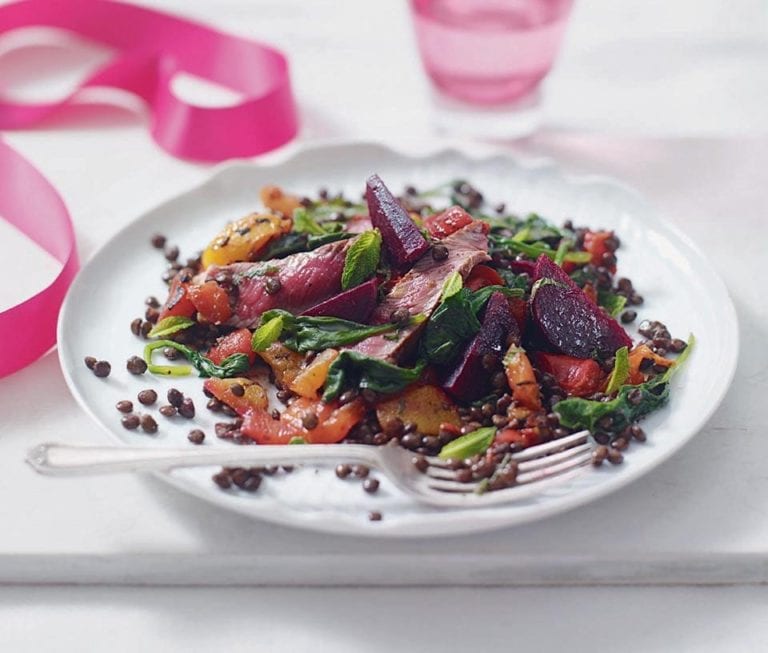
left=366, top=174, right=429, bottom=267
left=302, top=278, right=378, bottom=322
left=443, top=291, right=516, bottom=402
left=531, top=254, right=632, bottom=359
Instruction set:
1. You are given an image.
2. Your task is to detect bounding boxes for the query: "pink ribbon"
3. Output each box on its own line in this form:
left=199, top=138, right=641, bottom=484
left=0, top=139, right=78, bottom=377
left=0, top=0, right=299, bottom=376
left=0, top=0, right=299, bottom=161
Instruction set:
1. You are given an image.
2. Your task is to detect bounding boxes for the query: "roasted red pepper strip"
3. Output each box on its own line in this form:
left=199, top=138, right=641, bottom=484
left=582, top=230, right=616, bottom=273
left=536, top=352, right=605, bottom=397
left=423, top=205, right=473, bottom=239
left=158, top=276, right=196, bottom=321
left=241, top=398, right=366, bottom=444
left=187, top=281, right=232, bottom=324
left=465, top=264, right=505, bottom=291
left=206, top=328, right=256, bottom=366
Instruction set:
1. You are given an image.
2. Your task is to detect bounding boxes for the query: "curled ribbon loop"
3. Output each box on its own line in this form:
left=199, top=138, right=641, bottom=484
left=0, top=0, right=299, bottom=161
left=0, top=139, right=78, bottom=377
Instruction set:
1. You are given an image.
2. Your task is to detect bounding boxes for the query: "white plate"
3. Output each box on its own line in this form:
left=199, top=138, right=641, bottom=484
left=58, top=141, right=738, bottom=537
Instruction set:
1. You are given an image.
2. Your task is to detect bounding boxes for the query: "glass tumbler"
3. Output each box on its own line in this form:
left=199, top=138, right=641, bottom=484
left=409, top=0, right=574, bottom=138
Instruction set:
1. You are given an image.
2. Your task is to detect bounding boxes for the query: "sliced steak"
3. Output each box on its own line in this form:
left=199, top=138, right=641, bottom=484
left=203, top=238, right=353, bottom=328
left=350, top=221, right=490, bottom=362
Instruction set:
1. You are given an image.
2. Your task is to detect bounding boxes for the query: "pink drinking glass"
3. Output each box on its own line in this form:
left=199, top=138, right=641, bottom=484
left=410, top=0, right=574, bottom=137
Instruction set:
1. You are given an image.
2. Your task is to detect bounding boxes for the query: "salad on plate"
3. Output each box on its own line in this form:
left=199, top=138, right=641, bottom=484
left=110, top=174, right=692, bottom=497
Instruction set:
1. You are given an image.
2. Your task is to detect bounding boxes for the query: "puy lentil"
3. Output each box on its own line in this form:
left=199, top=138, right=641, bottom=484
left=362, top=477, right=380, bottom=494
left=188, top=429, right=205, bottom=444
left=84, top=356, right=97, bottom=370
left=163, top=347, right=179, bottom=360
left=140, top=414, right=158, bottom=434
left=630, top=424, right=647, bottom=442
left=352, top=464, right=370, bottom=479
left=212, top=470, right=232, bottom=489
left=159, top=404, right=177, bottom=417
left=167, top=388, right=183, bottom=407
left=137, top=389, right=157, bottom=405
left=116, top=400, right=133, bottom=413
left=164, top=245, right=179, bottom=262
left=412, top=455, right=428, bottom=473
left=607, top=447, right=624, bottom=465
left=151, top=233, right=167, bottom=249
left=592, top=445, right=608, bottom=466
left=301, top=411, right=319, bottom=430
left=611, top=437, right=629, bottom=451
left=264, top=277, right=282, bottom=295
left=130, top=318, right=142, bottom=335
left=140, top=321, right=153, bottom=338
left=93, top=360, right=111, bottom=378
left=335, top=463, right=351, bottom=479
left=620, top=310, right=637, bottom=324
left=338, top=389, right=358, bottom=405
left=178, top=397, right=195, bottom=418
left=121, top=414, right=140, bottom=430
left=390, top=307, right=410, bottom=325
left=230, top=383, right=245, bottom=397
left=206, top=398, right=222, bottom=412
left=126, top=356, right=147, bottom=375
left=431, top=244, right=449, bottom=261
left=368, top=511, right=382, bottom=522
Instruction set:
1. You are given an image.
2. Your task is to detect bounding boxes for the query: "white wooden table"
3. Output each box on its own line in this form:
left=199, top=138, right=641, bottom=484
left=1, top=0, right=767, bottom=650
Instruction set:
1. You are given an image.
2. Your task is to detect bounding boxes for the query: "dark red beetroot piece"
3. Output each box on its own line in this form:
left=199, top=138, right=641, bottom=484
left=302, top=278, right=378, bottom=322
left=365, top=174, right=429, bottom=267
left=530, top=254, right=632, bottom=359
left=443, top=291, right=518, bottom=402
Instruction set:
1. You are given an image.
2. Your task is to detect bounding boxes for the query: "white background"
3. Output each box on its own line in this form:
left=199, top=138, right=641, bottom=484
left=1, top=0, right=767, bottom=651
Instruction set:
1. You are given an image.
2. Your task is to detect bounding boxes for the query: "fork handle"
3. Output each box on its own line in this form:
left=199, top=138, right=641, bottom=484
left=26, top=442, right=379, bottom=476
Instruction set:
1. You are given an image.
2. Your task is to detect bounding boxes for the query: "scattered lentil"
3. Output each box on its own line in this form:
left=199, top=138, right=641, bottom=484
left=116, top=400, right=133, bottom=413
left=126, top=355, right=147, bottom=375
left=137, top=389, right=157, bottom=405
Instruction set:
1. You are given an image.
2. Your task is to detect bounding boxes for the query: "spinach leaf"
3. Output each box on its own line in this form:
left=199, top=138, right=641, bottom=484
left=556, top=336, right=695, bottom=433
left=421, top=287, right=481, bottom=365
left=322, top=351, right=425, bottom=401
left=143, top=340, right=250, bottom=378
left=597, top=290, right=627, bottom=317
left=259, top=231, right=351, bottom=260
left=259, top=309, right=401, bottom=353
left=341, top=230, right=381, bottom=290
left=420, top=284, right=522, bottom=366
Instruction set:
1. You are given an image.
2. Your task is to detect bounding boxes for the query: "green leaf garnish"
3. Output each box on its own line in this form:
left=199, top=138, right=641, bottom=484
left=257, top=309, right=401, bottom=353
left=322, top=352, right=425, bottom=402
left=143, top=340, right=250, bottom=378
left=251, top=315, right=284, bottom=352
left=341, top=230, right=381, bottom=290
left=421, top=285, right=523, bottom=366
left=147, top=316, right=195, bottom=338
left=438, top=427, right=496, bottom=460
left=604, top=346, right=630, bottom=395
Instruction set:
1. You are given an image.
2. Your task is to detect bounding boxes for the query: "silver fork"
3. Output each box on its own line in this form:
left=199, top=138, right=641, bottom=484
left=26, top=430, right=594, bottom=508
